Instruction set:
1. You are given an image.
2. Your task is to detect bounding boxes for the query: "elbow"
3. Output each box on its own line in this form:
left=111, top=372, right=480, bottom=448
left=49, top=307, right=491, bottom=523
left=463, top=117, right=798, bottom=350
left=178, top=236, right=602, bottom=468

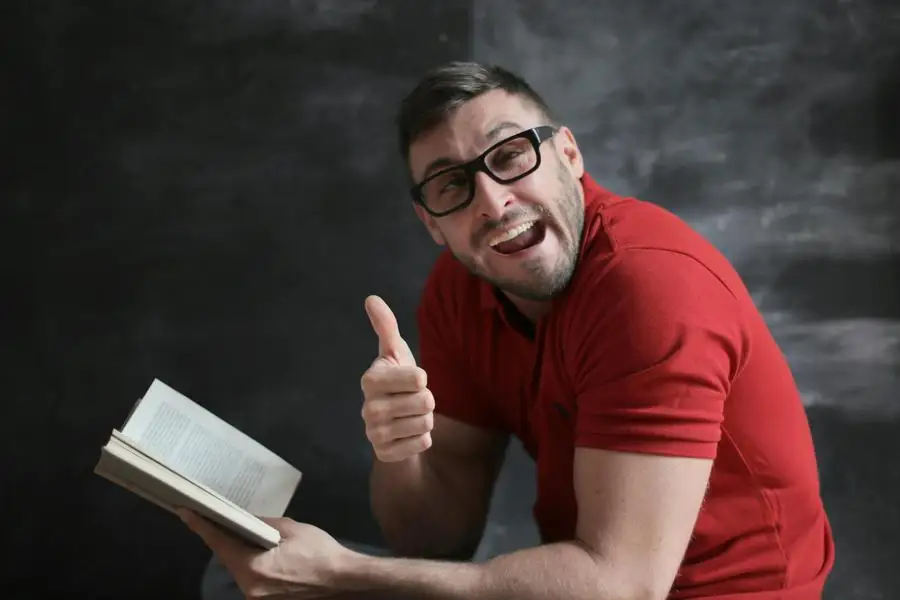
left=601, top=563, right=674, bottom=600
left=620, top=583, right=671, bottom=600
left=597, top=574, right=670, bottom=600
left=617, top=573, right=674, bottom=600
left=577, top=545, right=672, bottom=600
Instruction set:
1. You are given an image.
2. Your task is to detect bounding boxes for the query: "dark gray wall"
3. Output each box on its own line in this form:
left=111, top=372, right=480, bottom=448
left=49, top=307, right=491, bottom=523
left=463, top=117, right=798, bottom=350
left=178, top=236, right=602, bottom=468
left=1, top=1, right=466, bottom=597
left=472, top=3, right=900, bottom=600
left=2, top=1, right=898, bottom=599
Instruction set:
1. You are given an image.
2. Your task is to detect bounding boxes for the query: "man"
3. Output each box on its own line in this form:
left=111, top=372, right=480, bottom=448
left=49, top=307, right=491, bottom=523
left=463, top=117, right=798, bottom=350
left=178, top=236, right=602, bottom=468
left=187, top=62, right=835, bottom=599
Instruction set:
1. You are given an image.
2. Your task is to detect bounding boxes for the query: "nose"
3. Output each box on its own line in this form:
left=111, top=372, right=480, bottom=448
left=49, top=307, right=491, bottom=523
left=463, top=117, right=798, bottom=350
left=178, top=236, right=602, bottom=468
left=472, top=171, right=513, bottom=220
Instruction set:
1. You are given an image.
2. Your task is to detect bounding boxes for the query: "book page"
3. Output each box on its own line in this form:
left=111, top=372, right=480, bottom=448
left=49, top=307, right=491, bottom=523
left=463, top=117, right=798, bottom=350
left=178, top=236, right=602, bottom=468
left=95, top=436, right=281, bottom=549
left=120, top=379, right=302, bottom=516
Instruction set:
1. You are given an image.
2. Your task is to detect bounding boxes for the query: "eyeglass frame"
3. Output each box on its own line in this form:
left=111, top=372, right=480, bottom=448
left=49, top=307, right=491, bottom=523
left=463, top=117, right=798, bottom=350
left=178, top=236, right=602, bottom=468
left=408, top=124, right=560, bottom=217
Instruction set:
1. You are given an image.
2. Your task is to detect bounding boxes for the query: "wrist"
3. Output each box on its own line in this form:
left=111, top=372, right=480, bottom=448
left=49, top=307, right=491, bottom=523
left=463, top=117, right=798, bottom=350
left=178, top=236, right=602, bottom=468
left=372, top=453, right=429, bottom=490
left=333, top=547, right=486, bottom=599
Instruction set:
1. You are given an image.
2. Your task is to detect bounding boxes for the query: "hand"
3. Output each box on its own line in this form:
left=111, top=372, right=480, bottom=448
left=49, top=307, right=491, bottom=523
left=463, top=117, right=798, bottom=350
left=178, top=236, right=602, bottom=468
left=360, top=295, right=435, bottom=462
left=180, top=509, right=351, bottom=599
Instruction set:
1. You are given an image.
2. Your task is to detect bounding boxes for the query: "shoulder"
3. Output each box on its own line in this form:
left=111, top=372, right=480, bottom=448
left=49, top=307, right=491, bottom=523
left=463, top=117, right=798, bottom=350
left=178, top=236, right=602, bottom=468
left=567, top=192, right=750, bottom=322
left=570, top=246, right=743, bottom=327
left=560, top=231, right=753, bottom=458
left=558, top=198, right=753, bottom=383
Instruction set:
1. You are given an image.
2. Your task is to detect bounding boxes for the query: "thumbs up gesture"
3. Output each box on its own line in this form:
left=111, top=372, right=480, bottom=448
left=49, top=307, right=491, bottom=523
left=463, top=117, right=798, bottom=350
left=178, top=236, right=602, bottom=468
left=360, top=295, right=435, bottom=462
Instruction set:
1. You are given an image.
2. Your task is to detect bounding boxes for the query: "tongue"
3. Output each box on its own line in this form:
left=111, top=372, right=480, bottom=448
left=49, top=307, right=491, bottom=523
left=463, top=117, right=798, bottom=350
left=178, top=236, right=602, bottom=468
left=492, top=224, right=543, bottom=255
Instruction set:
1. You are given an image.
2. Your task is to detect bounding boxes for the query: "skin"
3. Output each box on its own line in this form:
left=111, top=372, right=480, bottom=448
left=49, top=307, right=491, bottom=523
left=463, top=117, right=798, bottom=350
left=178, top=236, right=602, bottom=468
left=409, top=90, right=586, bottom=317
left=182, top=89, right=714, bottom=600
left=363, top=294, right=508, bottom=561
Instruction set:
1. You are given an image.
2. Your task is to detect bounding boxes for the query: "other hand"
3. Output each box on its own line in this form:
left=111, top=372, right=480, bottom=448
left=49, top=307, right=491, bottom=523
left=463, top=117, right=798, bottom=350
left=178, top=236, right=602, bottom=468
left=360, top=295, right=434, bottom=462
left=180, top=509, right=350, bottom=599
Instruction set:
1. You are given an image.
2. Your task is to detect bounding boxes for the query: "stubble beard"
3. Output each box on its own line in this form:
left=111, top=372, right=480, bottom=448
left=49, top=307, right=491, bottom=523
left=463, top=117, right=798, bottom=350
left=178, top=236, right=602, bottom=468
left=452, top=168, right=585, bottom=302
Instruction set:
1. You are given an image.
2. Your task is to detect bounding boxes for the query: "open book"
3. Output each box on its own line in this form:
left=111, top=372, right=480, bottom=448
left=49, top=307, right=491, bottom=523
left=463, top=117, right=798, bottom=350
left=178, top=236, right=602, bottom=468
left=94, top=379, right=302, bottom=549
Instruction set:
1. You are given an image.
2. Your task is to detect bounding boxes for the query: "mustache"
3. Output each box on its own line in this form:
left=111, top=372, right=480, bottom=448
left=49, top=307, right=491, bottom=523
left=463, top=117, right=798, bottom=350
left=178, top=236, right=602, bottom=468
left=472, top=206, right=552, bottom=247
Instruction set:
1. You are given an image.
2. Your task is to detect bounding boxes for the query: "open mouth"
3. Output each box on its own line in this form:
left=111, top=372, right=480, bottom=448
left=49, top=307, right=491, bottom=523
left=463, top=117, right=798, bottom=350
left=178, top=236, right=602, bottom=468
left=488, top=220, right=547, bottom=256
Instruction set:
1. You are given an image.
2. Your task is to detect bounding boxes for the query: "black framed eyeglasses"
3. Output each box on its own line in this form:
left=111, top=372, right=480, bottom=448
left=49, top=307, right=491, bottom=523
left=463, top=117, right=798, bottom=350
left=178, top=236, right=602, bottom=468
left=410, top=125, right=559, bottom=217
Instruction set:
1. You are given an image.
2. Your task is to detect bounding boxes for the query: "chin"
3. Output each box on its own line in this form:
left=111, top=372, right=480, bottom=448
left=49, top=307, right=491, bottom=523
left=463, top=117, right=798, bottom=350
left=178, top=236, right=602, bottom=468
left=452, top=229, right=576, bottom=298
left=495, top=274, right=570, bottom=302
left=487, top=253, right=577, bottom=302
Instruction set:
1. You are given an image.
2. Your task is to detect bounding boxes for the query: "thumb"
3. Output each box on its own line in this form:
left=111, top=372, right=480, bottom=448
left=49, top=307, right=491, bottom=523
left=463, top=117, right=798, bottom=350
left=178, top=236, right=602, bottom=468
left=364, top=295, right=415, bottom=364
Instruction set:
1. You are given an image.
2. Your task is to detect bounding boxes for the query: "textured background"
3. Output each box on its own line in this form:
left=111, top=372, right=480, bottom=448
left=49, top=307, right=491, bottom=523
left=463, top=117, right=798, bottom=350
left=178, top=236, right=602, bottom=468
left=2, top=1, right=897, bottom=598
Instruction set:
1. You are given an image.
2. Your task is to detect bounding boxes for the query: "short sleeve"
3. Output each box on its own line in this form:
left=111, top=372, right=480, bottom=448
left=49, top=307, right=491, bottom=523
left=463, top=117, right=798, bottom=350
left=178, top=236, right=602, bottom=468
left=416, top=260, right=506, bottom=431
left=568, top=249, right=749, bottom=459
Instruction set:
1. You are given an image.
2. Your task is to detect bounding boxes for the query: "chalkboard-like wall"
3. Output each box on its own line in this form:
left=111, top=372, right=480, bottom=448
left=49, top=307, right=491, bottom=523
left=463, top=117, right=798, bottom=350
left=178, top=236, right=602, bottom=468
left=474, top=3, right=900, bottom=598
left=2, top=1, right=469, bottom=597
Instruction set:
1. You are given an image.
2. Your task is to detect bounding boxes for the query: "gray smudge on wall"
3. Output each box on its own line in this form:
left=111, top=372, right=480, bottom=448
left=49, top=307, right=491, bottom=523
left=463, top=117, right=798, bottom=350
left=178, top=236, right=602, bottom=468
left=475, top=0, right=900, bottom=419
left=469, top=4, right=900, bottom=594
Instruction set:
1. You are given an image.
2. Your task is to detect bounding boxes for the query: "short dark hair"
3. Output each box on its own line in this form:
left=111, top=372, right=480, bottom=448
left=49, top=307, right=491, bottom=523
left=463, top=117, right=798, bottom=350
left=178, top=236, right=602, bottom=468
left=395, top=61, right=556, bottom=165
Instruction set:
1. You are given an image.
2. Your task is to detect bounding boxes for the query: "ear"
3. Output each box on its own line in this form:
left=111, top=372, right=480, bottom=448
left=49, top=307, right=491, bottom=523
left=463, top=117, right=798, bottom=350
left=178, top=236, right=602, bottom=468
left=413, top=203, right=446, bottom=245
left=555, top=126, right=584, bottom=179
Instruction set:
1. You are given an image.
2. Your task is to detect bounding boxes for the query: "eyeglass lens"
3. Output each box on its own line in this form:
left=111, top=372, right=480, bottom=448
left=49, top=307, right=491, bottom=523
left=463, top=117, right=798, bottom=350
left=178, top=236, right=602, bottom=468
left=421, top=135, right=538, bottom=215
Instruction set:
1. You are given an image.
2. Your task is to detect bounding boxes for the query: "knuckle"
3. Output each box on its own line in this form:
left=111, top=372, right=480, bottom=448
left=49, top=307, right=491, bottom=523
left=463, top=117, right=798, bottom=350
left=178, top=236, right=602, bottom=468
left=362, top=399, right=388, bottom=423
left=414, top=367, right=428, bottom=388
left=409, top=414, right=430, bottom=435
left=360, top=405, right=376, bottom=425
left=422, top=411, right=434, bottom=432
left=421, top=389, right=436, bottom=412
left=377, top=447, right=398, bottom=462
left=362, top=364, right=395, bottom=393
left=372, top=425, right=391, bottom=445
left=360, top=370, right=376, bottom=392
left=419, top=433, right=433, bottom=451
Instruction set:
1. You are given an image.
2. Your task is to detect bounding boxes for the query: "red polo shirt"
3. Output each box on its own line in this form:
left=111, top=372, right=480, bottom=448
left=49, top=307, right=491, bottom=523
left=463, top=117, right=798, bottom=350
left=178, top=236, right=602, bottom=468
left=415, top=173, right=834, bottom=598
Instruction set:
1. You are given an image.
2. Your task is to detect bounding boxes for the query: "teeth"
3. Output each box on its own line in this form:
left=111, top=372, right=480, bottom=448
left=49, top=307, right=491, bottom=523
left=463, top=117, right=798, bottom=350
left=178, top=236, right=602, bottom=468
left=488, top=221, right=537, bottom=247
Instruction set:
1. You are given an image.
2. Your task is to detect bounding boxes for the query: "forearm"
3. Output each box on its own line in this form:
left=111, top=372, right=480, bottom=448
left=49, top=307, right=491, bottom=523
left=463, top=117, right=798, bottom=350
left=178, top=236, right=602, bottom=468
left=339, top=541, right=632, bottom=600
left=370, top=456, right=480, bottom=558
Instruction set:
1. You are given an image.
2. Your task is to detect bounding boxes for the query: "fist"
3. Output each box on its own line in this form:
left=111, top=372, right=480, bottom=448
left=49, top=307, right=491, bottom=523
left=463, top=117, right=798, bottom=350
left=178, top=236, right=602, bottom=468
left=360, top=295, right=435, bottom=462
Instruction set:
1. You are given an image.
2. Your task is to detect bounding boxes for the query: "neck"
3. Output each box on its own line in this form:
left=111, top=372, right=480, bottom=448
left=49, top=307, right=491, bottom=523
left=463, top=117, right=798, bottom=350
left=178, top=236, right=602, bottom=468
left=504, top=293, right=552, bottom=322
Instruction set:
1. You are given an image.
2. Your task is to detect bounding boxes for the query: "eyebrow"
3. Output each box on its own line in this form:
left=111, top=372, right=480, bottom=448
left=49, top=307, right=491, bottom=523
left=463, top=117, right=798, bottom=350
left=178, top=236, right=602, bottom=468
left=418, top=120, right=524, bottom=182
left=485, top=121, right=522, bottom=143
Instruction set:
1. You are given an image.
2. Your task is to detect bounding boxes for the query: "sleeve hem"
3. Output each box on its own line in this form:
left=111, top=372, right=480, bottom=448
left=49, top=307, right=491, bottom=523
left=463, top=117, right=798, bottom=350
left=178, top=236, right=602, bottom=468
left=574, top=433, right=719, bottom=460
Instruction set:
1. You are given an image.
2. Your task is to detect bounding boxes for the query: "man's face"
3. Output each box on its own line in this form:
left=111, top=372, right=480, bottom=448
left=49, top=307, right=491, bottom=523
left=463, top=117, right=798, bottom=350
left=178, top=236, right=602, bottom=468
left=407, top=90, right=586, bottom=302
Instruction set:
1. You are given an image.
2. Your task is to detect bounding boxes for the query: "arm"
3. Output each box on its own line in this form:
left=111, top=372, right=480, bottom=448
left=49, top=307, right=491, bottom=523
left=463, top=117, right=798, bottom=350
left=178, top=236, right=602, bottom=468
left=370, top=271, right=510, bottom=559
left=348, top=450, right=711, bottom=600
left=342, top=250, right=743, bottom=599
left=370, top=414, right=509, bottom=560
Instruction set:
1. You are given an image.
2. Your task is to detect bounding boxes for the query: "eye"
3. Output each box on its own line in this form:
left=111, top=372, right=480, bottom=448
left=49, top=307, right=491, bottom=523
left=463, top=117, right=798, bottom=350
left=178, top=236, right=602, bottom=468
left=439, top=175, right=467, bottom=194
left=492, top=149, right=524, bottom=166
